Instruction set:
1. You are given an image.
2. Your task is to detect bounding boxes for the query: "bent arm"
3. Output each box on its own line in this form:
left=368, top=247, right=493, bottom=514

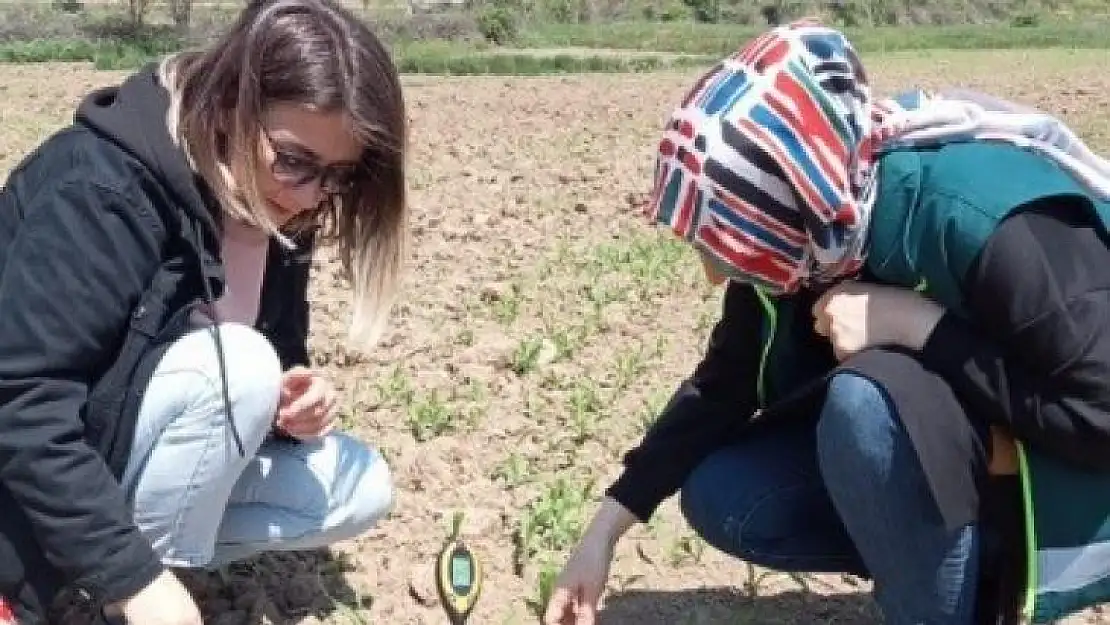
left=604, top=282, right=765, bottom=522
left=919, top=201, right=1110, bottom=469
left=0, top=179, right=166, bottom=603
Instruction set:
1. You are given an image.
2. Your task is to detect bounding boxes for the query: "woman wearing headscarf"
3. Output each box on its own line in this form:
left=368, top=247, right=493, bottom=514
left=545, top=20, right=1110, bottom=625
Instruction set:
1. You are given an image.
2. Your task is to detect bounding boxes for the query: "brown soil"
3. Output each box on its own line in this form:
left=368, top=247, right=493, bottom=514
left=1, top=48, right=1110, bottom=625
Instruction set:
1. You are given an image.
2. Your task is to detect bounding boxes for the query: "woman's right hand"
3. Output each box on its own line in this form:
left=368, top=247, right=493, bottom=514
left=109, top=569, right=202, bottom=625
left=544, top=497, right=637, bottom=625
left=543, top=537, right=614, bottom=625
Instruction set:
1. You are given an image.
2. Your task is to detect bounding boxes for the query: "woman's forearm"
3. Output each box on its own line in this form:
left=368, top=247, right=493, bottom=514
left=583, top=496, right=638, bottom=548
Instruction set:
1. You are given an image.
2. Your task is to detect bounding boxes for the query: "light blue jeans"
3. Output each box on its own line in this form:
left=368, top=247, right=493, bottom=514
left=120, top=323, right=393, bottom=569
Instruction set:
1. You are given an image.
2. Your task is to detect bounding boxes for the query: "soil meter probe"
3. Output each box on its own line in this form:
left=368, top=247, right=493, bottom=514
left=436, top=512, right=482, bottom=625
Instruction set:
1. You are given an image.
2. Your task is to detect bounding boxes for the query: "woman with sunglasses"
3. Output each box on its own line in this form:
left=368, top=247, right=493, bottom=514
left=545, top=20, right=1110, bottom=625
left=0, top=0, right=406, bottom=623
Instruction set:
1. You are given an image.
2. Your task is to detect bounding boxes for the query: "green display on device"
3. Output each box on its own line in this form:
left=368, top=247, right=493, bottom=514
left=451, top=553, right=472, bottom=590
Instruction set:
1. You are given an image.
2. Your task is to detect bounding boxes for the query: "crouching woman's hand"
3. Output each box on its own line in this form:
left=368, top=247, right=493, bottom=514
left=105, top=569, right=202, bottom=625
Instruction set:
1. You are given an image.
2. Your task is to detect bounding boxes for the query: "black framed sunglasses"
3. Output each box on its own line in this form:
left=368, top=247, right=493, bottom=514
left=265, top=131, right=362, bottom=195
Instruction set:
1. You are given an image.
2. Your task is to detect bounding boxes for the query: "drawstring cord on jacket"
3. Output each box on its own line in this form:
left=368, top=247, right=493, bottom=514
left=193, top=221, right=246, bottom=458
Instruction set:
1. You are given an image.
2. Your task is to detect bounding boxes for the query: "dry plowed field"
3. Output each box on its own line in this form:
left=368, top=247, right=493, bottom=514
left=2, top=47, right=1109, bottom=624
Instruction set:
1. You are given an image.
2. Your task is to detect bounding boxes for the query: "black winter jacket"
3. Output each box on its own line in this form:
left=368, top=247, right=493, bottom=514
left=0, top=63, right=313, bottom=622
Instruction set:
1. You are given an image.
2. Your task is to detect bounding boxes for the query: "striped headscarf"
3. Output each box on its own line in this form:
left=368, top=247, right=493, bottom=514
left=647, top=19, right=1110, bottom=295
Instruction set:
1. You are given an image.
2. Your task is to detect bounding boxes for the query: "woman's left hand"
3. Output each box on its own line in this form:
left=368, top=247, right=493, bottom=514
left=276, top=366, right=339, bottom=440
left=813, top=281, right=945, bottom=362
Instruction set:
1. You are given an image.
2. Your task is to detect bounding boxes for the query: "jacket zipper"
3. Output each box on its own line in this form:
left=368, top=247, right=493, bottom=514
left=754, top=286, right=777, bottom=408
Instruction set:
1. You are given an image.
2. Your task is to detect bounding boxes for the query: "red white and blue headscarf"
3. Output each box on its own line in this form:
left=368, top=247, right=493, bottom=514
left=647, top=19, right=1110, bottom=295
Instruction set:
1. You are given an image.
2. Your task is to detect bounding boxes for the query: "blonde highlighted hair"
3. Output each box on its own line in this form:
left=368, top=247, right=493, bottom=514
left=160, top=0, right=408, bottom=349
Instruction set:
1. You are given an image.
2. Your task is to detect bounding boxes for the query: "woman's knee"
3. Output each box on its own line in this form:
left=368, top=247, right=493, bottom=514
left=156, top=322, right=282, bottom=444
left=679, top=450, right=784, bottom=560
left=679, top=451, right=732, bottom=540
left=816, top=372, right=901, bottom=488
left=326, top=433, right=395, bottom=532
left=679, top=447, right=858, bottom=572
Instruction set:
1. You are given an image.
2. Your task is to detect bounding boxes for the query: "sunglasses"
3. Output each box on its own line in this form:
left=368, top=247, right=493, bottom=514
left=265, top=132, right=362, bottom=195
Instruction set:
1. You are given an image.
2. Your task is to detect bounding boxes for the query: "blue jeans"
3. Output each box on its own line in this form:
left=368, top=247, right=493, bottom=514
left=680, top=373, right=980, bottom=625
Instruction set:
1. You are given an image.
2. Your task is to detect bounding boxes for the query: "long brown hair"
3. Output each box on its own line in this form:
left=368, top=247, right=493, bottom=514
left=161, top=0, right=408, bottom=349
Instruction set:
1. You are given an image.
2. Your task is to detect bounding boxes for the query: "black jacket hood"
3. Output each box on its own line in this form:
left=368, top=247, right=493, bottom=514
left=73, top=61, right=218, bottom=235
left=72, top=63, right=247, bottom=461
